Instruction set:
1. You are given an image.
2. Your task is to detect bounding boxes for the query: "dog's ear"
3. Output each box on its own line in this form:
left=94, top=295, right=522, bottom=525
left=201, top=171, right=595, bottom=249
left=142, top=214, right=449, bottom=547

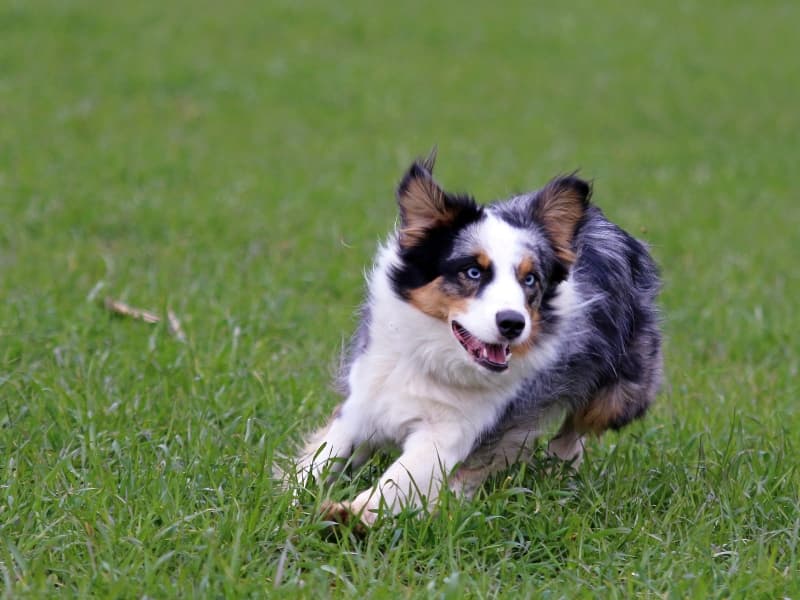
left=396, top=154, right=477, bottom=249
left=532, top=174, right=592, bottom=266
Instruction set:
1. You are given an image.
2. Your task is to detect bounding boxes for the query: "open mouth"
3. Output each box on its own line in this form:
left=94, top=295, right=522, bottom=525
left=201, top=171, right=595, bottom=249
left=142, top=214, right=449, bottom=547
left=451, top=321, right=511, bottom=372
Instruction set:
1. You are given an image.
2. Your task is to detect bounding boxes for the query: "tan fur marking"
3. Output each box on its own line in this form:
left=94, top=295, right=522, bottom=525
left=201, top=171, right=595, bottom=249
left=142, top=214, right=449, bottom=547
left=513, top=255, right=543, bottom=354
left=408, top=277, right=468, bottom=321
left=398, top=177, right=458, bottom=248
left=476, top=251, right=491, bottom=270
left=535, top=182, right=586, bottom=265
left=572, top=386, right=628, bottom=434
left=555, top=246, right=577, bottom=265
left=516, top=255, right=535, bottom=280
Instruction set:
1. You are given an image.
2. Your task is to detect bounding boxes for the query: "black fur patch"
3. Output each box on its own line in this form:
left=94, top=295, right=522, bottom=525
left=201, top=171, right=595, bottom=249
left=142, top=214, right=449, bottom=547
left=390, top=205, right=485, bottom=299
left=441, top=254, right=495, bottom=298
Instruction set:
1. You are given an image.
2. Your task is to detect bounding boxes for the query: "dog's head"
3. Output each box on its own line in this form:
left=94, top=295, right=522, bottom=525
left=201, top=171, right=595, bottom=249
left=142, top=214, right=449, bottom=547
left=389, top=153, right=591, bottom=373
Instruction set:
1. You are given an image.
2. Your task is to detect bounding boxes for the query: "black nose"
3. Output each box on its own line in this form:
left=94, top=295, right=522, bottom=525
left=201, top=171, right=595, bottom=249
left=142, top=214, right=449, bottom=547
left=496, top=310, right=526, bottom=340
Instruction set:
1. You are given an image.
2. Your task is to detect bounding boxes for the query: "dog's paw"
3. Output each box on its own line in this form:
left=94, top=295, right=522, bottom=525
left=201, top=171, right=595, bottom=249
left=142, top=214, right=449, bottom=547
left=320, top=500, right=355, bottom=524
left=546, top=433, right=585, bottom=468
left=319, top=500, right=376, bottom=533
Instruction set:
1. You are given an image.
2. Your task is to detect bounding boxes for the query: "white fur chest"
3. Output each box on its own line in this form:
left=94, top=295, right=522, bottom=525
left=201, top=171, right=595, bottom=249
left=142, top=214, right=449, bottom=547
left=343, top=249, right=531, bottom=448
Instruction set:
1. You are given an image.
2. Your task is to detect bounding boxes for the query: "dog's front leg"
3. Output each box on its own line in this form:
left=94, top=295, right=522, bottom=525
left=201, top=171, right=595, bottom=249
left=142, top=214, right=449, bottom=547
left=296, top=403, right=365, bottom=487
left=327, top=427, right=472, bottom=527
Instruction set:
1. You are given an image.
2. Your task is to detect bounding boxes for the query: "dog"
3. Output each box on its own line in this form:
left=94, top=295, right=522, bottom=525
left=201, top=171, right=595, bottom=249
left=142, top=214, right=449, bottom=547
left=294, top=151, right=662, bottom=527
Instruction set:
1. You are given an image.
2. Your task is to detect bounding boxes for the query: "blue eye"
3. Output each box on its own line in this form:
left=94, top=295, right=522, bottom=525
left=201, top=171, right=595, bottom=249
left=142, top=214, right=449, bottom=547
left=523, top=273, right=537, bottom=286
left=466, top=267, right=482, bottom=280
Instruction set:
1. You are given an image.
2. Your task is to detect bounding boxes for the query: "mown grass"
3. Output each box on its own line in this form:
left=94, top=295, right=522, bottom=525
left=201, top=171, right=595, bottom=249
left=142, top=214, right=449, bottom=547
left=1, top=0, right=798, bottom=597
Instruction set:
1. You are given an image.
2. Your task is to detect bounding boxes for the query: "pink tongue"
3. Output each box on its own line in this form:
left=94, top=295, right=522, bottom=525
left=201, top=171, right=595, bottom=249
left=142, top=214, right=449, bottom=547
left=485, top=343, right=507, bottom=364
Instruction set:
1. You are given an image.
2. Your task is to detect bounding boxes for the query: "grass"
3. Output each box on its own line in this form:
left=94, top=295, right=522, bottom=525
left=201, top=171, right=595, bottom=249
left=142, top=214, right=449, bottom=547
left=1, top=0, right=799, bottom=596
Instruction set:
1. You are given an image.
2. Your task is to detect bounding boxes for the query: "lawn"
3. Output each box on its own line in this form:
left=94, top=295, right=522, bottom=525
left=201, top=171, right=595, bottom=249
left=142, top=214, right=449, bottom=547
left=1, top=0, right=798, bottom=597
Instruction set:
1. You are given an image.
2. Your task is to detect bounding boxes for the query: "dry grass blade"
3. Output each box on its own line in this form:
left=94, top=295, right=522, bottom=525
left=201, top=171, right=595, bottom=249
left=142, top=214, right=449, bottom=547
left=103, top=297, right=160, bottom=323
left=167, top=309, right=187, bottom=342
left=103, top=297, right=186, bottom=341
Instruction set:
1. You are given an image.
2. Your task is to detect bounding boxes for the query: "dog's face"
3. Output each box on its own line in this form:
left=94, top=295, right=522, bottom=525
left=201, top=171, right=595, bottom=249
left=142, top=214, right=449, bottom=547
left=389, top=156, right=590, bottom=373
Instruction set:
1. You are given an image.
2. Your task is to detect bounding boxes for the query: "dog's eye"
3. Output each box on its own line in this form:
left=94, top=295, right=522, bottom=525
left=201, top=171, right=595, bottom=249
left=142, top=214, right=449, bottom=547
left=466, top=267, right=482, bottom=280
left=523, top=273, right=537, bottom=287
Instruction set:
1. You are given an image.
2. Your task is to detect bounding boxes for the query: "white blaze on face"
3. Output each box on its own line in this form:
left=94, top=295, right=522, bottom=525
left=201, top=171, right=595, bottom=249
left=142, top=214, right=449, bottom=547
left=451, top=213, right=536, bottom=345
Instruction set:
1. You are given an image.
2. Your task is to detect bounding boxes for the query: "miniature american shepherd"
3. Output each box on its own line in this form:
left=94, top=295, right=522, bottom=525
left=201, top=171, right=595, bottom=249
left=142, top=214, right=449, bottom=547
left=294, top=152, right=662, bottom=527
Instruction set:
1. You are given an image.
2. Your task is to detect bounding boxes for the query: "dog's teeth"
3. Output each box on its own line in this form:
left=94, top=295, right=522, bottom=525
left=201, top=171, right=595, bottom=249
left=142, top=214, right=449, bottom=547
left=481, top=347, right=488, bottom=359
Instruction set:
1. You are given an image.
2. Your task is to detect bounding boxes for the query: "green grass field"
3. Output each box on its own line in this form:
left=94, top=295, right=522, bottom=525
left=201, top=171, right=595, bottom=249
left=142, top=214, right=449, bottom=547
left=2, top=0, right=799, bottom=597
